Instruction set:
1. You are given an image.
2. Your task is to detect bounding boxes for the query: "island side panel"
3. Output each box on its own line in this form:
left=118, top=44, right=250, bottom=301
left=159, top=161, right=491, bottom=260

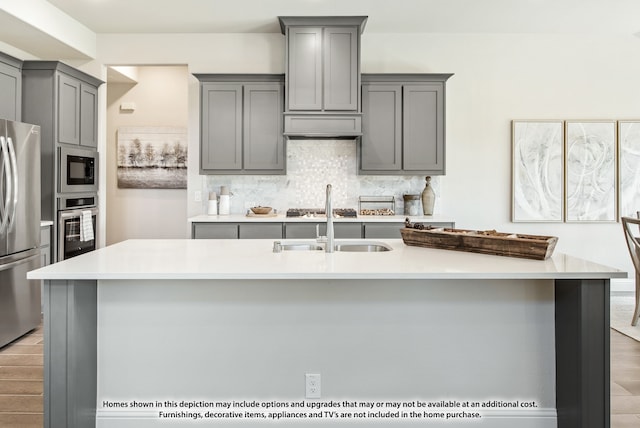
left=96, top=278, right=557, bottom=428
left=554, top=279, right=610, bottom=428
left=44, top=279, right=97, bottom=428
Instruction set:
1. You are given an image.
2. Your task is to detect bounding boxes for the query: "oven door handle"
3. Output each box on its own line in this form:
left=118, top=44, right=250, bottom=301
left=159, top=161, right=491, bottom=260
left=6, top=137, right=18, bottom=233
left=0, top=136, right=11, bottom=236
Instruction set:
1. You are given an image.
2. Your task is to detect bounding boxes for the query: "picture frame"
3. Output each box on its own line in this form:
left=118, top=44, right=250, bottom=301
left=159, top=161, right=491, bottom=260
left=618, top=120, right=640, bottom=219
left=511, top=120, right=564, bottom=222
left=565, top=120, right=617, bottom=222
left=117, top=126, right=188, bottom=189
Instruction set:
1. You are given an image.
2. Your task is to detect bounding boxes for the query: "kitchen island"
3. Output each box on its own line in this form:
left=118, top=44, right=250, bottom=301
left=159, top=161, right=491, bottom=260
left=28, top=239, right=624, bottom=428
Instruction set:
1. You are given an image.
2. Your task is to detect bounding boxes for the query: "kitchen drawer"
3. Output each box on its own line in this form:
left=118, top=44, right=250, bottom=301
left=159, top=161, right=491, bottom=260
left=192, top=223, right=239, bottom=239
left=285, top=223, right=362, bottom=239
left=363, top=223, right=404, bottom=239
left=239, top=223, right=283, bottom=239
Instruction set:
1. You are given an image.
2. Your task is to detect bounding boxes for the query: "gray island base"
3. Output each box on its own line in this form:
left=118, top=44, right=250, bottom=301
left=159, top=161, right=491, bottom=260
left=29, top=239, right=625, bottom=428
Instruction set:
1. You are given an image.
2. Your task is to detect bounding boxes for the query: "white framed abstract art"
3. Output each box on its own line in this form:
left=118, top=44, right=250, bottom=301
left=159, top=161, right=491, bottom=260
left=512, top=120, right=564, bottom=222
left=565, top=120, right=617, bottom=222
left=618, top=120, right=640, bottom=218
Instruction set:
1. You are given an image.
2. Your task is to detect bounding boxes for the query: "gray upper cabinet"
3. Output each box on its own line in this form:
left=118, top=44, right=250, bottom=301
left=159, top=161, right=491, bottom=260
left=195, top=74, right=285, bottom=175
left=22, top=61, right=102, bottom=149
left=360, top=74, right=453, bottom=175
left=244, top=84, right=285, bottom=171
left=80, top=84, right=99, bottom=148
left=287, top=27, right=323, bottom=111
left=286, top=25, right=358, bottom=112
left=279, top=16, right=367, bottom=137
left=323, top=27, right=358, bottom=111
left=57, top=74, right=80, bottom=145
left=0, top=52, right=22, bottom=122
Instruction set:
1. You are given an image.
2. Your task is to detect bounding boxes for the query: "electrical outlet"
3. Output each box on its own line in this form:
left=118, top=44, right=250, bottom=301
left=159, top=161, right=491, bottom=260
left=305, top=373, right=321, bottom=399
left=194, top=191, right=202, bottom=202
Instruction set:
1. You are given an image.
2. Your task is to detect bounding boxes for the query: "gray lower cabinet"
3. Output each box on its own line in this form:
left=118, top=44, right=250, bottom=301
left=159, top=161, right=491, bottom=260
left=360, top=74, right=453, bottom=175
left=195, top=74, right=284, bottom=175
left=239, top=223, right=283, bottom=239
left=363, top=221, right=454, bottom=239
left=284, top=223, right=362, bottom=239
left=192, top=221, right=454, bottom=240
left=192, top=223, right=239, bottom=239
left=0, top=52, right=22, bottom=121
left=40, top=225, right=52, bottom=267
left=192, top=223, right=284, bottom=239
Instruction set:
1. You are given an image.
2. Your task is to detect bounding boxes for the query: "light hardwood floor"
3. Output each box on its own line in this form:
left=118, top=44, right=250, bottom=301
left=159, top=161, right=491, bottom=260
left=0, top=325, right=638, bottom=427
left=0, top=324, right=43, bottom=428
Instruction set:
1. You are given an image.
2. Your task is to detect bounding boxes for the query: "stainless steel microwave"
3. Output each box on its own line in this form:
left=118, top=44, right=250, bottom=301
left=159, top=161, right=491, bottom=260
left=58, top=146, right=98, bottom=193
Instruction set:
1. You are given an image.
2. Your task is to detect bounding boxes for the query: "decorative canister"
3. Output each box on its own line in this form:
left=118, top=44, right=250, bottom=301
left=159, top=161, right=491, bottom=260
left=403, top=194, right=421, bottom=216
left=219, top=186, right=230, bottom=215
left=421, top=176, right=435, bottom=215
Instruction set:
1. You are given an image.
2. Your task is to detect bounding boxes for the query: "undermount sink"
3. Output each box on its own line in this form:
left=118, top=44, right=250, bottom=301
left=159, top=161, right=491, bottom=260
left=334, top=243, right=391, bottom=252
left=273, top=240, right=392, bottom=253
left=277, top=243, right=324, bottom=251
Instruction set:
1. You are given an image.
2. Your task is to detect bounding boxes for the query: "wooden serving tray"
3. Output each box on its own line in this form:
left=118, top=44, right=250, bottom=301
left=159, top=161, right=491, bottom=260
left=400, top=220, right=558, bottom=260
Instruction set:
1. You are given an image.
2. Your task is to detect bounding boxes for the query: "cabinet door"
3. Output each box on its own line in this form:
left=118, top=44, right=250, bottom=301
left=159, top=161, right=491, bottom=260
left=239, top=223, right=283, bottom=239
left=0, top=62, right=21, bottom=121
left=58, top=74, right=81, bottom=145
left=323, top=27, right=358, bottom=111
left=243, top=84, right=284, bottom=171
left=361, top=84, right=402, bottom=171
left=192, top=223, right=239, bottom=239
left=285, top=223, right=362, bottom=239
left=201, top=84, right=243, bottom=171
left=363, top=223, right=404, bottom=239
left=403, top=84, right=445, bottom=173
left=287, top=27, right=323, bottom=111
left=80, top=84, right=98, bottom=148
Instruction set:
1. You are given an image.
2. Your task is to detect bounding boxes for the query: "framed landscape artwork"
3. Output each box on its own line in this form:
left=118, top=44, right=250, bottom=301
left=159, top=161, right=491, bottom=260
left=117, top=126, right=187, bottom=189
left=565, top=120, right=617, bottom=222
left=619, top=120, right=640, bottom=219
left=512, top=120, right=564, bottom=222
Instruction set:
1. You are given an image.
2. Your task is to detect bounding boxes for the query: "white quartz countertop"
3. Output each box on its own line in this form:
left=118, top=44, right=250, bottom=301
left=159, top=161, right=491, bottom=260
left=188, top=214, right=454, bottom=223
left=27, top=239, right=626, bottom=281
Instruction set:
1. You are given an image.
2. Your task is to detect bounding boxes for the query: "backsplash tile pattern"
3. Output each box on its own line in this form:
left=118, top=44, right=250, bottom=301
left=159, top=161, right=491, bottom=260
left=203, top=140, right=441, bottom=215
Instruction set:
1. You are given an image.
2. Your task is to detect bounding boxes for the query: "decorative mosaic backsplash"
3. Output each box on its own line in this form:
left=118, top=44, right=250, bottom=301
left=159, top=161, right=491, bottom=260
left=202, top=140, right=441, bottom=215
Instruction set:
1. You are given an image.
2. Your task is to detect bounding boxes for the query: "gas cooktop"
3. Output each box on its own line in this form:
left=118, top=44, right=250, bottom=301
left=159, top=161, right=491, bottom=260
left=286, top=208, right=358, bottom=218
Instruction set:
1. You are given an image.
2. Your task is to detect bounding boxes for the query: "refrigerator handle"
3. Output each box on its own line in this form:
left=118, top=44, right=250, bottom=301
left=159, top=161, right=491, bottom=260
left=6, top=137, right=18, bottom=232
left=0, top=136, right=10, bottom=235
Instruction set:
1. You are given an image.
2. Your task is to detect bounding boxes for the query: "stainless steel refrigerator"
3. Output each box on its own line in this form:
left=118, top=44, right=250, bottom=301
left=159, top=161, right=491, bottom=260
left=0, top=119, right=41, bottom=348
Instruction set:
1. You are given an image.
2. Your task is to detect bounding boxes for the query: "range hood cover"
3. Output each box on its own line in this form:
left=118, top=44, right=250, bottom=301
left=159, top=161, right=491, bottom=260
left=283, top=112, right=362, bottom=138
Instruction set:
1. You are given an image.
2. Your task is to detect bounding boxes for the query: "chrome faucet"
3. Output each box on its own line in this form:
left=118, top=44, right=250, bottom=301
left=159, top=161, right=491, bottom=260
left=325, top=184, right=334, bottom=253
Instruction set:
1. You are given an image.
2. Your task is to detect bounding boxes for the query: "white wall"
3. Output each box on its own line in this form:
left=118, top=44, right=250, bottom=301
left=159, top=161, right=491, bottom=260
left=106, top=66, right=189, bottom=244
left=94, top=31, right=639, bottom=278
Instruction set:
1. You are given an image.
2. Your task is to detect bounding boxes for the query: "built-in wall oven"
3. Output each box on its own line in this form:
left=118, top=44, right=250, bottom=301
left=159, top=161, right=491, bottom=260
left=57, top=195, right=98, bottom=261
left=59, top=146, right=98, bottom=193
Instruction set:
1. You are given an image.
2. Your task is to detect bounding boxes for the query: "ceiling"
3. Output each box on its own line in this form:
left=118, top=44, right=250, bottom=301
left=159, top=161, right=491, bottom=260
left=1, top=0, right=639, bottom=62
left=43, top=0, right=640, bottom=35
